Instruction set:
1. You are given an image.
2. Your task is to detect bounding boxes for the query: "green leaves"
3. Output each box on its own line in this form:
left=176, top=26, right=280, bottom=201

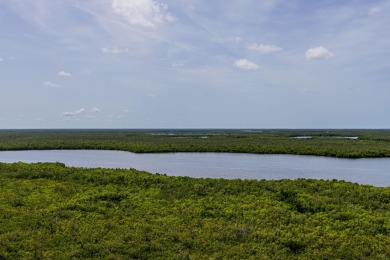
left=0, top=162, right=389, bottom=258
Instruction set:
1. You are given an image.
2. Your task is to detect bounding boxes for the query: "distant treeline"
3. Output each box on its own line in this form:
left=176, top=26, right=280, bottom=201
left=1, top=129, right=390, bottom=157
left=0, top=162, right=389, bottom=259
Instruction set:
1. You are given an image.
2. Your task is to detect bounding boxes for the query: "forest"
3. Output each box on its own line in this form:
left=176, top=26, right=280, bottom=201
left=0, top=162, right=389, bottom=259
left=1, top=129, right=390, bottom=158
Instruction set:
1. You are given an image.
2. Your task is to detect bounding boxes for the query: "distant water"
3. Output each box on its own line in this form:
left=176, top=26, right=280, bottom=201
left=0, top=150, right=389, bottom=187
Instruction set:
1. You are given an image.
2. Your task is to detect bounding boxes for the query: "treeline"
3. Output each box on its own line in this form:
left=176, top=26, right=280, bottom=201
left=1, top=129, right=390, bottom=158
left=0, top=162, right=389, bottom=258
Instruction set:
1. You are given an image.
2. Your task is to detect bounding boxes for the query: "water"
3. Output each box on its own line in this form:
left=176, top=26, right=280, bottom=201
left=0, top=150, right=389, bottom=187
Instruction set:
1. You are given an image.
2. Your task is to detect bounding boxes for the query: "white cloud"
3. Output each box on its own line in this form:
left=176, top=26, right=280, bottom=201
left=0, top=58, right=4, bottom=62
left=234, top=59, right=259, bottom=70
left=101, top=46, right=128, bottom=54
left=369, top=7, right=382, bottom=16
left=73, top=108, right=86, bottom=114
left=61, top=107, right=102, bottom=120
left=43, top=81, right=61, bottom=88
left=91, top=107, right=100, bottom=113
left=61, top=108, right=86, bottom=117
left=247, top=43, right=282, bottom=53
left=58, top=70, right=72, bottom=77
left=305, top=46, right=334, bottom=60
left=111, top=0, right=175, bottom=28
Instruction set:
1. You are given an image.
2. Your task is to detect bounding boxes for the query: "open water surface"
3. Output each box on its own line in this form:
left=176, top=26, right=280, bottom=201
left=0, top=150, right=389, bottom=186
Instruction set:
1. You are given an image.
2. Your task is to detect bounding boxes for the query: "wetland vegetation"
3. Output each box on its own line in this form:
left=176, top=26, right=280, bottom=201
left=1, top=129, right=390, bottom=258
left=1, top=129, right=390, bottom=158
left=1, top=162, right=389, bottom=259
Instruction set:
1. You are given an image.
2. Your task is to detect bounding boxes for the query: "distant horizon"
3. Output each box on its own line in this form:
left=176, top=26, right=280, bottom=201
left=1, top=128, right=389, bottom=131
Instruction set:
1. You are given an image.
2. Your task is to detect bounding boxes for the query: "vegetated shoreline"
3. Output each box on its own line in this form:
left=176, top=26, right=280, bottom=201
left=1, top=129, right=390, bottom=258
left=1, top=161, right=389, bottom=259
left=1, top=129, right=390, bottom=158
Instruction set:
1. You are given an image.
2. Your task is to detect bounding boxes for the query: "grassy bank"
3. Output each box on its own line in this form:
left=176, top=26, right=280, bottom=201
left=0, top=162, right=389, bottom=259
left=1, top=129, right=390, bottom=158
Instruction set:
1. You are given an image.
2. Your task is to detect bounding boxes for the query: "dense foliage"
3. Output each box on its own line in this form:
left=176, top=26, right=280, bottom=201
left=1, top=129, right=390, bottom=158
left=1, top=162, right=389, bottom=259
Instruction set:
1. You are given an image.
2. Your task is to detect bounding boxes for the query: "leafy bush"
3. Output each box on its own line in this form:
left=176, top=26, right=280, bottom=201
left=1, top=162, right=389, bottom=258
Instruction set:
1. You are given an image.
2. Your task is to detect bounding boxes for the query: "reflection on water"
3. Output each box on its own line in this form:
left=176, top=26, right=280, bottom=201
left=0, top=150, right=389, bottom=187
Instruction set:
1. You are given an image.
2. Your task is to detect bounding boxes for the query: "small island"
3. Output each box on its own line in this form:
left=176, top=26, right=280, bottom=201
left=1, top=128, right=390, bottom=158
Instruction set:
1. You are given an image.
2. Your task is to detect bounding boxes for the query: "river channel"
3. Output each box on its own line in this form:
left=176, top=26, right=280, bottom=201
left=0, top=150, right=389, bottom=187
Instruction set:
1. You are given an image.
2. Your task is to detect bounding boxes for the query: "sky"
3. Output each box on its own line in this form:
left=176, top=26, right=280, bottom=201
left=0, top=0, right=389, bottom=129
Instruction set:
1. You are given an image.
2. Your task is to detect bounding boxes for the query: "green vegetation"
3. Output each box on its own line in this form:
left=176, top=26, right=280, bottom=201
left=1, top=129, right=390, bottom=258
left=1, top=129, right=390, bottom=158
left=1, top=162, right=389, bottom=259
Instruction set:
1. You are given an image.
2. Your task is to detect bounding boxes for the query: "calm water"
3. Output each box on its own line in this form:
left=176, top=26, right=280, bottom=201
left=0, top=150, right=389, bottom=187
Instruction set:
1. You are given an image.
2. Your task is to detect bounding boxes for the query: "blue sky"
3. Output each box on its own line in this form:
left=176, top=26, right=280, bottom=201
left=1, top=0, right=389, bottom=129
